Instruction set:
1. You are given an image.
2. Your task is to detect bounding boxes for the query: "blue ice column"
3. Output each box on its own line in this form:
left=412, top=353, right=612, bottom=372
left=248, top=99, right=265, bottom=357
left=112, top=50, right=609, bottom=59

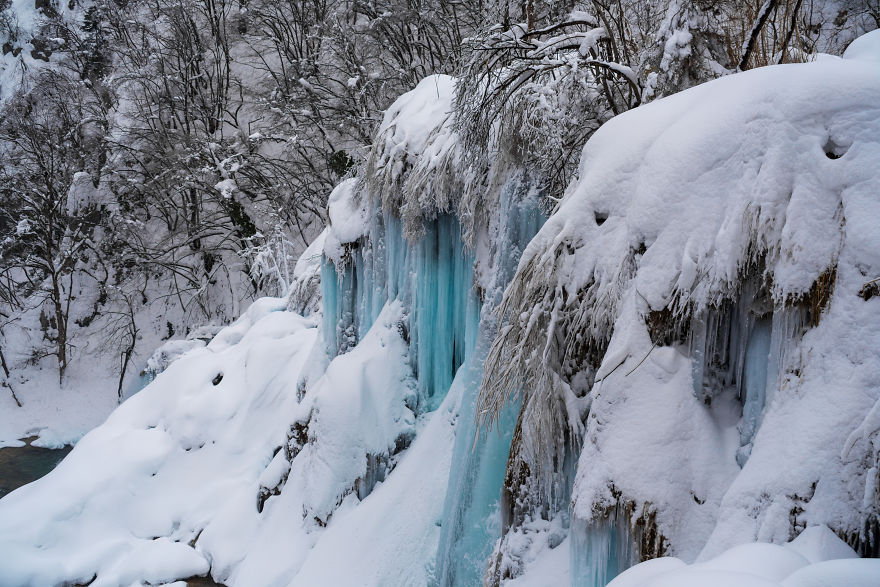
left=321, top=210, right=481, bottom=411
left=408, top=215, right=481, bottom=410
left=736, top=315, right=772, bottom=467
left=571, top=511, right=638, bottom=587
left=321, top=253, right=361, bottom=356
left=434, top=174, right=547, bottom=586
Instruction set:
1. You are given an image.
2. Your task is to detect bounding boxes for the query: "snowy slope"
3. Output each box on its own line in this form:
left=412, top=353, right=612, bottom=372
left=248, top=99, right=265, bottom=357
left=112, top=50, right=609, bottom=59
left=0, top=74, right=478, bottom=587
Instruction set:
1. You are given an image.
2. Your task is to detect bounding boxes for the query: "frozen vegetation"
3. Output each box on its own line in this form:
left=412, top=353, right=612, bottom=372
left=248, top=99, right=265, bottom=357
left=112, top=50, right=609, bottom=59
left=0, top=8, right=879, bottom=587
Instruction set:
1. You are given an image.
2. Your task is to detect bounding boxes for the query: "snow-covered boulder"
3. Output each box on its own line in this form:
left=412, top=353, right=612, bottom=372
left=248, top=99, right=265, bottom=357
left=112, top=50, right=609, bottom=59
left=365, top=73, right=461, bottom=237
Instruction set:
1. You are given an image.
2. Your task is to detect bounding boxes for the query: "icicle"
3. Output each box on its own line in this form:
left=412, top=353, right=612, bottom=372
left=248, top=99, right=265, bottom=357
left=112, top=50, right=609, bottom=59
left=689, top=310, right=708, bottom=401
left=736, top=315, right=772, bottom=467
left=685, top=275, right=808, bottom=466
left=435, top=173, right=548, bottom=586
left=765, top=304, right=808, bottom=407
left=570, top=509, right=638, bottom=587
left=410, top=214, right=481, bottom=409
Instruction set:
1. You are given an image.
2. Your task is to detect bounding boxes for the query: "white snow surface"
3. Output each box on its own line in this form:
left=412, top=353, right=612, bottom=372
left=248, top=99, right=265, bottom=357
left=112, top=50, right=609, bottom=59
left=607, top=525, right=878, bottom=587
left=371, top=73, right=456, bottom=187
left=844, top=28, right=880, bottom=62
left=500, top=37, right=880, bottom=562
left=324, top=178, right=368, bottom=261
left=0, top=359, right=121, bottom=448
left=0, top=297, right=314, bottom=585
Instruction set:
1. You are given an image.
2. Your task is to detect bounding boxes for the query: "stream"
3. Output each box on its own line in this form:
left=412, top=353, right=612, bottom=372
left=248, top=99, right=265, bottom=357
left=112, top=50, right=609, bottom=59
left=0, top=437, right=72, bottom=498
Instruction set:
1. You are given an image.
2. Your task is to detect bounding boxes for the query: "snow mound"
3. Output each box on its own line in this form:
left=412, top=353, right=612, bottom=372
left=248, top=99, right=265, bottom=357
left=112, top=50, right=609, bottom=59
left=844, top=28, right=880, bottom=61
left=784, top=524, right=859, bottom=564
left=608, top=526, right=876, bottom=587
left=298, top=301, right=416, bottom=523
left=0, top=300, right=318, bottom=586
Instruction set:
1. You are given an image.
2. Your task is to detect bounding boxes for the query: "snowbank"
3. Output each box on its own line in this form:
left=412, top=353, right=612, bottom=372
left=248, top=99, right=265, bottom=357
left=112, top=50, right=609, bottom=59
left=607, top=526, right=878, bottom=587
left=0, top=297, right=317, bottom=586
left=843, top=28, right=880, bottom=62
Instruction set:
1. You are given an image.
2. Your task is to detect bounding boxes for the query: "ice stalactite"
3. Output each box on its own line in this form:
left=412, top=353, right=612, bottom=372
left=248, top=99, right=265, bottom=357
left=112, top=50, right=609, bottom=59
left=321, top=253, right=360, bottom=356
left=570, top=509, right=638, bottom=587
left=436, top=172, right=547, bottom=586
left=738, top=315, right=772, bottom=466
left=410, top=214, right=481, bottom=408
left=687, top=275, right=810, bottom=467
left=322, top=209, right=480, bottom=411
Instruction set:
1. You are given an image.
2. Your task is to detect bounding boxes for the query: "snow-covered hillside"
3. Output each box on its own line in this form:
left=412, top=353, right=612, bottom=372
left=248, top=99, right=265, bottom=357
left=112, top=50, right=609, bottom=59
left=1, top=27, right=879, bottom=587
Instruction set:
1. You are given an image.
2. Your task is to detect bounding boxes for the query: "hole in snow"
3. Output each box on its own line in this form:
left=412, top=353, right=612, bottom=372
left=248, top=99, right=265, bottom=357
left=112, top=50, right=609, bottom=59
left=823, top=137, right=848, bottom=159
left=212, top=372, right=223, bottom=386
left=594, top=211, right=608, bottom=226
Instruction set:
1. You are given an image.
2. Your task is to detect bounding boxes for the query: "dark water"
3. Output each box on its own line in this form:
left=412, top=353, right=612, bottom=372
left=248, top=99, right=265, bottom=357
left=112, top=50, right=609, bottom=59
left=0, top=438, right=72, bottom=498
left=181, top=576, right=228, bottom=586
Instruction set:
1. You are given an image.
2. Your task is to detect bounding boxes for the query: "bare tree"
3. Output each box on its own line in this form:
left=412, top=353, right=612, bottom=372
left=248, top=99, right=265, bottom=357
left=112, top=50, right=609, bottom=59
left=0, top=72, right=107, bottom=381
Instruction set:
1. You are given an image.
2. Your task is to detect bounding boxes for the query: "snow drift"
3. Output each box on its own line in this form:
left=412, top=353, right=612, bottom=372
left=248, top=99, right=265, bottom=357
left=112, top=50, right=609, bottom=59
left=607, top=525, right=880, bottom=587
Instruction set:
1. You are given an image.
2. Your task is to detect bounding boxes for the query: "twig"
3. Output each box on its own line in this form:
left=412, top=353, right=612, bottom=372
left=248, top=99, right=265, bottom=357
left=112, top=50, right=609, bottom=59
left=625, top=343, right=656, bottom=377
left=2, top=381, right=22, bottom=408
left=594, top=353, right=630, bottom=384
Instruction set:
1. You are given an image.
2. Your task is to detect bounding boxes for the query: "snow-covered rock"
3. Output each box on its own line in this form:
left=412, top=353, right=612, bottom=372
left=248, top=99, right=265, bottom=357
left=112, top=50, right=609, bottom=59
left=365, top=73, right=461, bottom=237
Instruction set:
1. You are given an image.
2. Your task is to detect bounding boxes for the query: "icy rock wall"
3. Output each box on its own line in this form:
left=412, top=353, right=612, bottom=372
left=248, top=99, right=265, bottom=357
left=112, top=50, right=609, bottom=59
left=480, top=41, right=880, bottom=585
